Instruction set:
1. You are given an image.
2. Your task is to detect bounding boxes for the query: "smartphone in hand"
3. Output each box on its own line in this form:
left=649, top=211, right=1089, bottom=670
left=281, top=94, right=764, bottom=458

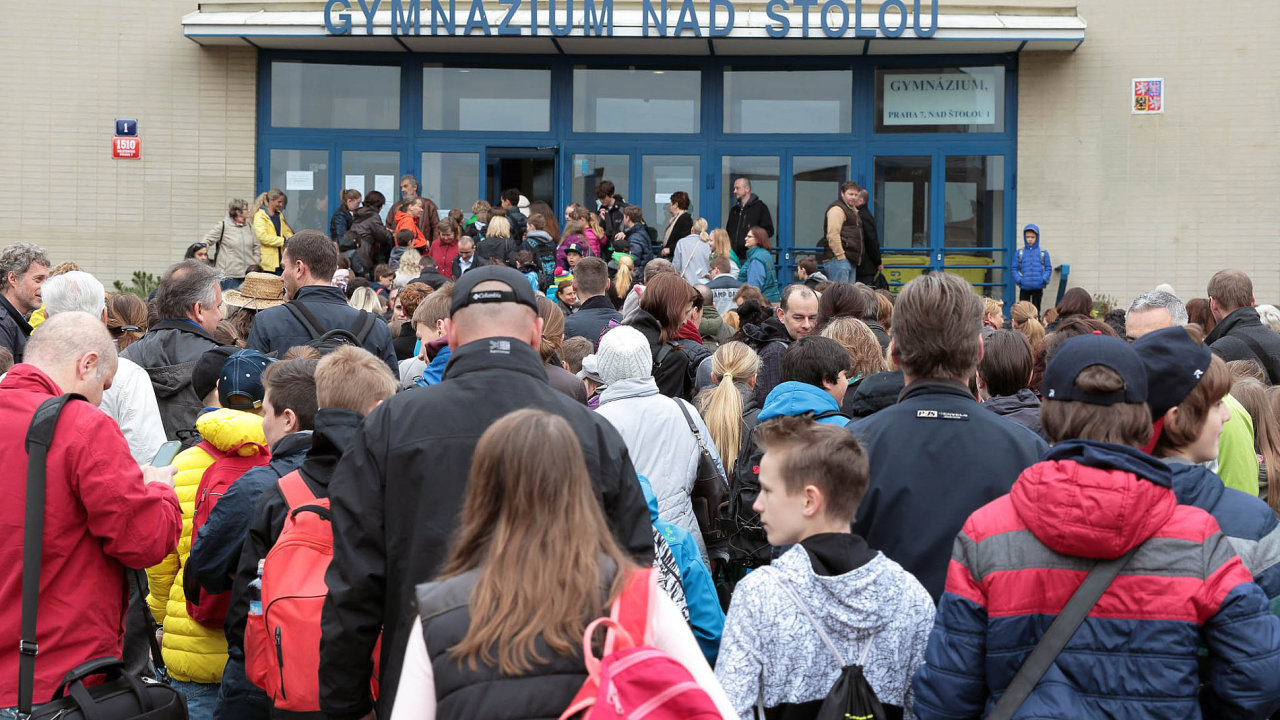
left=151, top=441, right=183, bottom=468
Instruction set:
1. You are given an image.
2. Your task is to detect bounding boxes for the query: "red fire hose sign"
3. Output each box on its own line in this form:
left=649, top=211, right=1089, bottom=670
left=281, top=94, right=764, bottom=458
left=112, top=137, right=141, bottom=159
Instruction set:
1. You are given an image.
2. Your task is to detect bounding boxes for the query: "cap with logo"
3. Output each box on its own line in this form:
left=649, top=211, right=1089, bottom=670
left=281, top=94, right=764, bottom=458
left=450, top=265, right=540, bottom=316
left=219, top=349, right=276, bottom=410
left=1131, top=325, right=1213, bottom=419
left=1042, top=334, right=1148, bottom=406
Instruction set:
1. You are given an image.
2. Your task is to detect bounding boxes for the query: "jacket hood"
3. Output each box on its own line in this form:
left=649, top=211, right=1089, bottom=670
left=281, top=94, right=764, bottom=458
left=353, top=206, right=382, bottom=222
left=194, top=408, right=268, bottom=455
left=982, top=388, right=1040, bottom=414
left=1205, top=306, right=1263, bottom=345
left=638, top=475, right=660, bottom=522
left=769, top=546, right=905, bottom=634
left=759, top=381, right=843, bottom=424
left=598, top=376, right=659, bottom=405
left=1011, top=440, right=1177, bottom=559
left=1164, top=457, right=1225, bottom=509
left=742, top=317, right=790, bottom=345
left=301, top=408, right=363, bottom=488
left=740, top=193, right=763, bottom=209
left=526, top=230, right=554, bottom=247
left=1022, top=223, right=1040, bottom=246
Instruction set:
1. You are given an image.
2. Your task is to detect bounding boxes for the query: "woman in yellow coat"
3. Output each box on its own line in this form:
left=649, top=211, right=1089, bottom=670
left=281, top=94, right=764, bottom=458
left=147, top=408, right=267, bottom=718
left=252, top=189, right=293, bottom=273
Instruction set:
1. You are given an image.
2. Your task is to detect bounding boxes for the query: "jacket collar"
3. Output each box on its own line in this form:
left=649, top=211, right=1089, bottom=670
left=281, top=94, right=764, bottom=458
left=898, top=377, right=974, bottom=403
left=1205, top=306, right=1261, bottom=345
left=1043, top=439, right=1173, bottom=488
left=1163, top=456, right=1224, bottom=510
left=148, top=318, right=218, bottom=342
left=292, top=285, right=347, bottom=304
left=982, top=388, right=1040, bottom=413
left=599, top=376, right=659, bottom=404
left=270, top=430, right=313, bottom=459
left=0, top=363, right=62, bottom=396
left=0, top=293, right=32, bottom=334
left=580, top=295, right=614, bottom=311
left=301, top=408, right=363, bottom=487
left=441, top=336, right=546, bottom=383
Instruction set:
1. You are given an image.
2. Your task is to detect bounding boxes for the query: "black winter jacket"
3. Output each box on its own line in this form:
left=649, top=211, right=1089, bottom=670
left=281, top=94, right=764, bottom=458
left=740, top=317, right=793, bottom=406
left=121, top=319, right=223, bottom=441
left=474, top=235, right=519, bottom=268
left=351, top=206, right=394, bottom=268
left=627, top=309, right=692, bottom=400
left=0, top=293, right=32, bottom=363
left=245, top=285, right=398, bottom=378
left=726, top=193, right=775, bottom=260
left=598, top=197, right=626, bottom=249
left=849, top=379, right=1047, bottom=600
left=856, top=205, right=881, bottom=272
left=564, top=295, right=622, bottom=349
left=981, top=388, right=1049, bottom=442
left=842, top=370, right=904, bottom=419
left=1207, top=307, right=1280, bottom=384
left=330, top=206, right=354, bottom=246
left=318, top=339, right=653, bottom=720
left=504, top=208, right=527, bottom=244
left=661, top=212, right=694, bottom=257
left=621, top=223, right=654, bottom=277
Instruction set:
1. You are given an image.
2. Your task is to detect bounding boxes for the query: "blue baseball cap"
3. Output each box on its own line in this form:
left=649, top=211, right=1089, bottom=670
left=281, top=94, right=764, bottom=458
left=1043, top=334, right=1147, bottom=406
left=218, top=349, right=275, bottom=410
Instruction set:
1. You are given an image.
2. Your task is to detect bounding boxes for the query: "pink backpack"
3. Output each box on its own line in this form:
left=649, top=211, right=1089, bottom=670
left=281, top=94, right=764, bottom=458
left=559, top=569, right=720, bottom=720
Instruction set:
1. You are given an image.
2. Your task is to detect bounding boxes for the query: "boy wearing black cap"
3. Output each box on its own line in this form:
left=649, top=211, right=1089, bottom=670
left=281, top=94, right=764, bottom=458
left=1133, top=325, right=1280, bottom=616
left=915, top=334, right=1280, bottom=719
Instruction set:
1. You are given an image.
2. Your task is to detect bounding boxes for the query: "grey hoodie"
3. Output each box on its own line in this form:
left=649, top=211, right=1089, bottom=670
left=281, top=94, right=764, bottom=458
left=715, top=543, right=934, bottom=718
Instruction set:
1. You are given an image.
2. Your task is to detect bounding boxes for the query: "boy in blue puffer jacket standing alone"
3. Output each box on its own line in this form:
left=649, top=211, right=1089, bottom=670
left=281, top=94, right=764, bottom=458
left=1011, top=223, right=1051, bottom=312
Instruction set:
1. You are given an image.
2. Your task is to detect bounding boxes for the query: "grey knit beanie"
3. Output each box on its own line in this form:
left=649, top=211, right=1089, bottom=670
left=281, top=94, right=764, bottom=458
left=597, top=326, right=653, bottom=386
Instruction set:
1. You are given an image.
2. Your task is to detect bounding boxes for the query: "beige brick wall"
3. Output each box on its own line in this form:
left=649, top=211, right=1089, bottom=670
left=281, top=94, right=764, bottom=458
left=0, top=2, right=256, bottom=287
left=1018, top=0, right=1280, bottom=309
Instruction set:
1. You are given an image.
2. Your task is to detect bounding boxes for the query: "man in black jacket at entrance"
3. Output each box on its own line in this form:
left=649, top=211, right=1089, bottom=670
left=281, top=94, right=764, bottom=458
left=726, top=176, right=774, bottom=260
left=318, top=266, right=653, bottom=720
left=847, top=272, right=1046, bottom=601
left=246, top=230, right=398, bottom=378
left=563, top=257, right=621, bottom=349
left=855, top=188, right=882, bottom=285
left=1205, top=268, right=1280, bottom=384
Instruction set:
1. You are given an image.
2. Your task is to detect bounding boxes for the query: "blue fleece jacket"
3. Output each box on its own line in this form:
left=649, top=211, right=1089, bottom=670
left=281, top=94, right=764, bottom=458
left=1011, top=223, right=1052, bottom=290
left=759, top=381, right=848, bottom=425
left=637, top=475, right=724, bottom=664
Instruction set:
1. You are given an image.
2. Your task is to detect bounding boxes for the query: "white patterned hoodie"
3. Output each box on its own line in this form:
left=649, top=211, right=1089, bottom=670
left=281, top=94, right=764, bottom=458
left=715, top=538, right=935, bottom=718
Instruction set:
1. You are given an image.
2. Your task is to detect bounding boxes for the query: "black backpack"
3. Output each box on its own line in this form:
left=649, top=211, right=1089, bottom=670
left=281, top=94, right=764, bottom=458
left=721, top=409, right=850, bottom=570
left=526, top=237, right=557, bottom=290
left=283, top=300, right=377, bottom=355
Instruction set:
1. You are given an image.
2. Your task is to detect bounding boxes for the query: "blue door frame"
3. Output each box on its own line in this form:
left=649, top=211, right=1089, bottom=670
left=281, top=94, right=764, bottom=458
left=256, top=51, right=1018, bottom=298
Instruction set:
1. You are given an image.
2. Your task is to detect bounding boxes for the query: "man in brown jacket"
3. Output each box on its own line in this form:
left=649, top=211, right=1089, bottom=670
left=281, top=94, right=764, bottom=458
left=820, top=181, right=862, bottom=284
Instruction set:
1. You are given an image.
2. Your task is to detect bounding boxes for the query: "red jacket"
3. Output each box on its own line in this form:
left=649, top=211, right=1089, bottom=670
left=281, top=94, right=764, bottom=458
left=0, top=365, right=182, bottom=706
left=394, top=211, right=427, bottom=250
left=428, top=234, right=459, bottom=280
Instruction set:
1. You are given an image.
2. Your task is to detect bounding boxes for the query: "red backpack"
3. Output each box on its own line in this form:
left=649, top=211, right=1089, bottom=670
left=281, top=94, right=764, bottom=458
left=244, top=471, right=382, bottom=711
left=559, top=569, right=720, bottom=720
left=186, top=440, right=270, bottom=627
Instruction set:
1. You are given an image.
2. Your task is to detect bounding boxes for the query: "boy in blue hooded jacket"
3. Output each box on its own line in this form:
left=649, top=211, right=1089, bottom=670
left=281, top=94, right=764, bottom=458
left=1011, top=223, right=1051, bottom=311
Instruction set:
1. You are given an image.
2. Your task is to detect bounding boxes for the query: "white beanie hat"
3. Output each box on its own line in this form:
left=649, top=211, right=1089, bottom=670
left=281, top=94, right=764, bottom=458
left=597, top=326, right=653, bottom=386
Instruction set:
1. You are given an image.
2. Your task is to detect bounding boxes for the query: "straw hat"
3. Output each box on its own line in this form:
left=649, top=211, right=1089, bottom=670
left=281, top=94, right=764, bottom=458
left=223, top=272, right=288, bottom=310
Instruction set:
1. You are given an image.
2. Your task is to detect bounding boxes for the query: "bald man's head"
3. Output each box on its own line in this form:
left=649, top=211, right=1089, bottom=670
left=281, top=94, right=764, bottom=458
left=25, top=311, right=117, bottom=405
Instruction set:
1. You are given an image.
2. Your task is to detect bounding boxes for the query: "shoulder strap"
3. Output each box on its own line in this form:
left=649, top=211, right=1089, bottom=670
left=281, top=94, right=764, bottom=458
left=986, top=544, right=1140, bottom=720
left=210, top=222, right=227, bottom=263
left=672, top=398, right=703, bottom=442
left=19, top=393, right=87, bottom=715
left=1231, top=332, right=1280, bottom=385
left=609, top=567, right=654, bottom=652
left=812, top=409, right=851, bottom=422
left=655, top=341, right=677, bottom=367
left=277, top=470, right=317, bottom=511
left=352, top=311, right=376, bottom=344
left=773, top=571, right=844, bottom=666
left=284, top=300, right=325, bottom=341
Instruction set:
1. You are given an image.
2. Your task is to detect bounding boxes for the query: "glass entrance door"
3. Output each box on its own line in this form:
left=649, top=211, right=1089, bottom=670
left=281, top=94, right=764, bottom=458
left=485, top=147, right=557, bottom=208
left=874, top=155, right=931, bottom=290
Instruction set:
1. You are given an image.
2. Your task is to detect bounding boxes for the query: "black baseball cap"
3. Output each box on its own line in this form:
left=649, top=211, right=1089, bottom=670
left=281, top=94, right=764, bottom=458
left=450, top=265, right=540, bottom=317
left=1043, top=334, right=1148, bottom=406
left=1131, top=325, right=1213, bottom=419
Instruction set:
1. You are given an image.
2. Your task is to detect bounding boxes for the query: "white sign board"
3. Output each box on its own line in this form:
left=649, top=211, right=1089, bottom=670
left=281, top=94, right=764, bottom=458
left=882, top=68, right=998, bottom=126
left=344, top=174, right=365, bottom=195
left=285, top=171, right=314, bottom=191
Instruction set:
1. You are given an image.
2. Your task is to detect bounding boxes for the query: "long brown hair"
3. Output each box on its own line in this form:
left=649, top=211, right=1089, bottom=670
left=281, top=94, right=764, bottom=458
left=1231, top=378, right=1280, bottom=511
left=106, top=292, right=148, bottom=351
left=535, top=295, right=564, bottom=363
left=438, top=410, right=635, bottom=676
left=640, top=273, right=696, bottom=343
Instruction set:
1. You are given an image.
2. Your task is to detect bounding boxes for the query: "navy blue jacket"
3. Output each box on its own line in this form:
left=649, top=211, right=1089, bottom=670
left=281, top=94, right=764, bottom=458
left=245, top=285, right=398, bottom=378
left=622, top=223, right=654, bottom=277
left=849, top=379, right=1047, bottom=600
left=1167, top=458, right=1280, bottom=613
left=563, top=295, right=621, bottom=349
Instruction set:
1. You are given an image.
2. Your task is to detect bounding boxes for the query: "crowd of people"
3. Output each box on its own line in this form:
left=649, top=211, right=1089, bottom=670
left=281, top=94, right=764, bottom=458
left=5, top=176, right=1280, bottom=720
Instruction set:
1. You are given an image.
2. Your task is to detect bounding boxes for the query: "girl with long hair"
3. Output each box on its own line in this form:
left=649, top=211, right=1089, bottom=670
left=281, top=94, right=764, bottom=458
left=390, top=410, right=734, bottom=719
left=696, top=341, right=762, bottom=474
left=1231, top=378, right=1280, bottom=509
left=632, top=273, right=699, bottom=398
left=609, top=254, right=635, bottom=310
left=708, top=228, right=739, bottom=274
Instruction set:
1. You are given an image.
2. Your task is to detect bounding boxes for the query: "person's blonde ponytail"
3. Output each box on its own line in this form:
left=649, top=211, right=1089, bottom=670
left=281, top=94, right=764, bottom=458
left=696, top=341, right=761, bottom=473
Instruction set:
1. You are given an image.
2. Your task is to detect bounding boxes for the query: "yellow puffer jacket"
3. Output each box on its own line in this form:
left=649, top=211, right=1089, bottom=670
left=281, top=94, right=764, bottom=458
left=253, top=207, right=293, bottom=273
left=146, top=409, right=267, bottom=684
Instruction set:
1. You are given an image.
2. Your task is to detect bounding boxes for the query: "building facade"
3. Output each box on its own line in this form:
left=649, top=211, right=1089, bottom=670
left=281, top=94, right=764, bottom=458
left=3, top=0, right=1277, bottom=305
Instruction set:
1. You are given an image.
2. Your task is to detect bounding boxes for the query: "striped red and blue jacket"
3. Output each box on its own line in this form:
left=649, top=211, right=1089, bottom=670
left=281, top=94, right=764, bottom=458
left=913, top=440, right=1280, bottom=719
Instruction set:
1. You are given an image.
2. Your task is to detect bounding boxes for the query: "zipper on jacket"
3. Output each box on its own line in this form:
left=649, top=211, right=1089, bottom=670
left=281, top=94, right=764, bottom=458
left=275, top=626, right=287, bottom=700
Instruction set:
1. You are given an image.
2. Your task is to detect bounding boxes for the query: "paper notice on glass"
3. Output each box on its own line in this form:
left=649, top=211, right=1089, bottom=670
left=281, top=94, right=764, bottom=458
left=374, top=175, right=396, bottom=201
left=344, top=175, right=365, bottom=195
left=285, top=171, right=313, bottom=192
